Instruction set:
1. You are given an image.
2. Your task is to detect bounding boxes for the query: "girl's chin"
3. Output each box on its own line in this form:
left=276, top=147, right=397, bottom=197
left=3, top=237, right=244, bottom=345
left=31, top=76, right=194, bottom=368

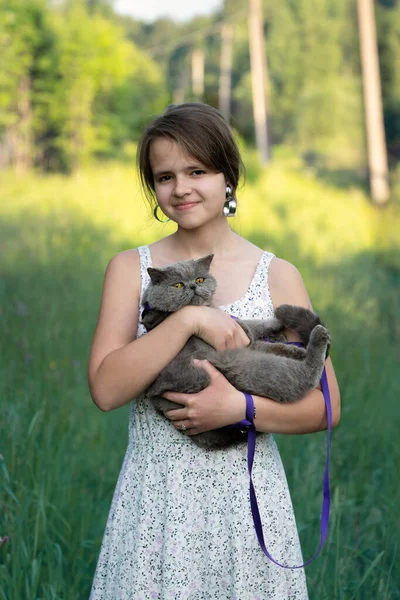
left=176, top=216, right=222, bottom=230
left=174, top=209, right=225, bottom=227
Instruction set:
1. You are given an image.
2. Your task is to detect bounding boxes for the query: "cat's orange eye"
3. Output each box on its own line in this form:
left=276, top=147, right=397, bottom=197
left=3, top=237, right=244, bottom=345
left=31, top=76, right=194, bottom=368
left=173, top=282, right=184, bottom=288
left=195, top=277, right=205, bottom=284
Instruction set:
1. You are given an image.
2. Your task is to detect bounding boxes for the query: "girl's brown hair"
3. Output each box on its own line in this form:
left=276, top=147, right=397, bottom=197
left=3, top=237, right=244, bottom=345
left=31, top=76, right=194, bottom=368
left=137, top=103, right=245, bottom=207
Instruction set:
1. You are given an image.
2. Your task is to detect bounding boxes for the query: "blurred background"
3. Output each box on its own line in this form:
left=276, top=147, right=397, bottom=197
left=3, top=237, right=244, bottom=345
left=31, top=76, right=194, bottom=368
left=0, top=0, right=399, bottom=598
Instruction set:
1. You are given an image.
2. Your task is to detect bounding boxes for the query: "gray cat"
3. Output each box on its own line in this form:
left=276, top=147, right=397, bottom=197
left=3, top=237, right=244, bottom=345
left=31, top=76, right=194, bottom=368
left=142, top=254, right=330, bottom=449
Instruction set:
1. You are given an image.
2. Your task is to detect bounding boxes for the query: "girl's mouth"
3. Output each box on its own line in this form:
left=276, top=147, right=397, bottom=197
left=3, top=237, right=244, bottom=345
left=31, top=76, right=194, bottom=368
left=175, top=202, right=199, bottom=211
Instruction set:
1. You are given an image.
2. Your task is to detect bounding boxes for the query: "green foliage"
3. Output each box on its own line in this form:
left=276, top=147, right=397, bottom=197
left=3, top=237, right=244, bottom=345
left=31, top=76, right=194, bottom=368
left=50, top=1, right=167, bottom=170
left=266, top=0, right=364, bottom=164
left=0, top=0, right=168, bottom=172
left=0, top=0, right=63, bottom=171
left=209, top=0, right=367, bottom=167
left=0, top=0, right=39, bottom=127
left=0, top=0, right=399, bottom=177
left=92, top=45, right=167, bottom=159
left=0, top=161, right=399, bottom=598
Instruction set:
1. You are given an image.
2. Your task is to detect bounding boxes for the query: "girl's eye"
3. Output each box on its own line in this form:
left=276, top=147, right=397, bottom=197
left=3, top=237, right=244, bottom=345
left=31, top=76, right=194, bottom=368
left=158, top=175, right=172, bottom=182
left=195, top=277, right=205, bottom=284
left=191, top=170, right=205, bottom=176
left=173, top=282, right=184, bottom=288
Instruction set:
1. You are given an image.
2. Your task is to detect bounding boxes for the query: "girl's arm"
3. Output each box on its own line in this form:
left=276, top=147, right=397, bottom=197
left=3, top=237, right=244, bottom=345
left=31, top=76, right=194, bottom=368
left=252, top=357, right=340, bottom=433
left=88, top=251, right=193, bottom=411
left=163, top=357, right=339, bottom=435
left=88, top=251, right=249, bottom=412
left=266, top=257, right=341, bottom=431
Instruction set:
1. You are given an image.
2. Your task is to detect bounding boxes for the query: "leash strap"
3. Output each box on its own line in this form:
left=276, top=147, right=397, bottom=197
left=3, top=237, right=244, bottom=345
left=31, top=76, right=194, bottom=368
left=229, top=341, right=332, bottom=569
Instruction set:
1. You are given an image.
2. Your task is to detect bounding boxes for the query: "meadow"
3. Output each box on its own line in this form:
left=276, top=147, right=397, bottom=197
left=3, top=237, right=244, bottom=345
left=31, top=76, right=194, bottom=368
left=0, top=155, right=399, bottom=599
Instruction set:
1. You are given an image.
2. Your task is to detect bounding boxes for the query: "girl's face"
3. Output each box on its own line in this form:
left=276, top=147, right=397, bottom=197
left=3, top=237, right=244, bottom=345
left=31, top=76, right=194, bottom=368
left=149, top=137, right=227, bottom=229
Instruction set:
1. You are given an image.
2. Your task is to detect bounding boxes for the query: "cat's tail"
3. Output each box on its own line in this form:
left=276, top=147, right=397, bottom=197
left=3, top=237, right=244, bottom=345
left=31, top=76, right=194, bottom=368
left=274, top=304, right=327, bottom=349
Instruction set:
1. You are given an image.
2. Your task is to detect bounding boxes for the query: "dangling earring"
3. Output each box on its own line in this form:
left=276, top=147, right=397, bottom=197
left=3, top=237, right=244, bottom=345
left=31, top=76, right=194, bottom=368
left=153, top=205, right=171, bottom=223
left=223, top=185, right=237, bottom=217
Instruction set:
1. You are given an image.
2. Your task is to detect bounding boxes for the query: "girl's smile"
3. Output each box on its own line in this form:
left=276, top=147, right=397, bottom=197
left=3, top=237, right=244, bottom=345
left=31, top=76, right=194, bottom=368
left=174, top=201, right=201, bottom=211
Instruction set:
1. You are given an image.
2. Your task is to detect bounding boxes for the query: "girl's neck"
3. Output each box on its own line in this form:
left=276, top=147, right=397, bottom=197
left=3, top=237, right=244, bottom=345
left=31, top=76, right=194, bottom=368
left=171, top=220, right=239, bottom=261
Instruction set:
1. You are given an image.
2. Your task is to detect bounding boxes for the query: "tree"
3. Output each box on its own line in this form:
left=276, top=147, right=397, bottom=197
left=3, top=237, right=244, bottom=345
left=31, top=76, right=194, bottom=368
left=358, top=0, right=390, bottom=204
left=0, top=0, right=168, bottom=172
left=0, top=0, right=51, bottom=171
left=376, top=1, right=400, bottom=163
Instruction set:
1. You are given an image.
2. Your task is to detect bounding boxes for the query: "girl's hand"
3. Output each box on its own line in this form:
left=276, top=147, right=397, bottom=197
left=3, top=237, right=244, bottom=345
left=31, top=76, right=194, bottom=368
left=182, top=305, right=250, bottom=351
left=162, top=359, right=246, bottom=435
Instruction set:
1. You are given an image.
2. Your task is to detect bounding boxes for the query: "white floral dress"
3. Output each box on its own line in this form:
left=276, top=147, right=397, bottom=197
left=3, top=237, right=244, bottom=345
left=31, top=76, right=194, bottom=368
left=90, top=245, right=308, bottom=600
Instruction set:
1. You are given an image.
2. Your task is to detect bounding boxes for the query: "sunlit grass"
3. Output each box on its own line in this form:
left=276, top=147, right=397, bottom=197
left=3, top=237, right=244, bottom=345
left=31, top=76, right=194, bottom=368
left=0, top=159, right=399, bottom=599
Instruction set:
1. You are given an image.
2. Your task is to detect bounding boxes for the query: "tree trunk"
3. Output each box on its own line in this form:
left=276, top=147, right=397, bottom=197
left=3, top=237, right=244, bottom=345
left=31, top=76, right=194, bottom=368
left=7, top=76, right=33, bottom=173
left=219, top=24, right=233, bottom=121
left=357, top=0, right=390, bottom=205
left=191, top=49, right=205, bottom=99
left=248, top=0, right=270, bottom=163
left=0, top=132, right=13, bottom=171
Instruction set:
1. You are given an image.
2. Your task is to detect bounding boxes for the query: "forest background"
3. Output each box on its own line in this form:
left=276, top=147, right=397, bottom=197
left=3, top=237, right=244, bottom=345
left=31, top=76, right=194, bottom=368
left=0, top=0, right=399, bottom=598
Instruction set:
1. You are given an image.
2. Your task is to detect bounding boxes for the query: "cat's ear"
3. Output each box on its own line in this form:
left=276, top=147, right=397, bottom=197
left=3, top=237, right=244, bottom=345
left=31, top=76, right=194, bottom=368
left=147, top=267, right=168, bottom=284
left=196, top=254, right=214, bottom=272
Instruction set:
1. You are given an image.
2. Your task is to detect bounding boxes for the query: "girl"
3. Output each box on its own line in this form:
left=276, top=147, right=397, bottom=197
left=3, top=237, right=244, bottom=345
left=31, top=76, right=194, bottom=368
left=88, top=103, right=340, bottom=599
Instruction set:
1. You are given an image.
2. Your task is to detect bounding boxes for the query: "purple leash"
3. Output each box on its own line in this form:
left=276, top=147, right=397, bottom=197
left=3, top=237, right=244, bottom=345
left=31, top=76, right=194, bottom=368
left=232, top=341, right=332, bottom=569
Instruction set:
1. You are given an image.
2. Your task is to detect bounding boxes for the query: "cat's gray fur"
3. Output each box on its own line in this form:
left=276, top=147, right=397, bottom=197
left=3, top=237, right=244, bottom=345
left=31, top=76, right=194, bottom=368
left=142, top=254, right=330, bottom=449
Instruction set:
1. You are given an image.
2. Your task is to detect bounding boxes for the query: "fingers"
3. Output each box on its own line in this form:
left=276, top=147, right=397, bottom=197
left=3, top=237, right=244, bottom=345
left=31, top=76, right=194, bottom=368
left=196, top=307, right=250, bottom=351
left=220, top=321, right=249, bottom=351
left=162, top=392, right=189, bottom=406
left=171, top=419, right=201, bottom=436
left=163, top=407, right=187, bottom=421
left=193, top=358, right=222, bottom=379
left=164, top=412, right=197, bottom=435
left=234, top=322, right=251, bottom=347
left=163, top=408, right=194, bottom=434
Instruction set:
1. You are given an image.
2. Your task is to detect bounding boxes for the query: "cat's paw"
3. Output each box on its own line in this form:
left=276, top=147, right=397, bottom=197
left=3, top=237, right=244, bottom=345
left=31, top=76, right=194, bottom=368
left=310, top=324, right=331, bottom=347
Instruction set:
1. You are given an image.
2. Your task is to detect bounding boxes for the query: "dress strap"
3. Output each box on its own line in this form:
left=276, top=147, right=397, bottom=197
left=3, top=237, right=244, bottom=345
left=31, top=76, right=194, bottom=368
left=137, top=246, right=152, bottom=303
left=247, top=251, right=275, bottom=304
left=262, top=250, right=275, bottom=270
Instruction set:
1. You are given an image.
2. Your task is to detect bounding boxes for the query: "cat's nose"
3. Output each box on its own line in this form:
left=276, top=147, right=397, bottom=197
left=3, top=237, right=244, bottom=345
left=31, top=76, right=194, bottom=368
left=190, top=284, right=196, bottom=290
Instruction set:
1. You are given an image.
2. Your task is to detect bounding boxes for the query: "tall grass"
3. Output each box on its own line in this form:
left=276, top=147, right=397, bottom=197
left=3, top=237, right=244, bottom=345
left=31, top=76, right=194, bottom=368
left=0, top=160, right=399, bottom=599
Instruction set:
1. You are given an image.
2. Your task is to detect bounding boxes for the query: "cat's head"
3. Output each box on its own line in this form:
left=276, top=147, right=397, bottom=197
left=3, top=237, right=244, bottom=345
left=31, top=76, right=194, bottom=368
left=143, top=254, right=217, bottom=312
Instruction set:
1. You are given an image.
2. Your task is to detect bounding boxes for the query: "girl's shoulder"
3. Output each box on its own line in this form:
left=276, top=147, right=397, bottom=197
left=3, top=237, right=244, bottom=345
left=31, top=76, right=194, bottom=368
left=102, top=249, right=142, bottom=300
left=107, top=247, right=141, bottom=271
left=268, top=257, right=313, bottom=310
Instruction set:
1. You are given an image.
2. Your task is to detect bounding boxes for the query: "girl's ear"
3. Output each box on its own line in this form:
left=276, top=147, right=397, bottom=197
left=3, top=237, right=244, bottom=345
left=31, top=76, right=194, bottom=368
left=147, top=267, right=168, bottom=284
left=196, top=254, right=214, bottom=272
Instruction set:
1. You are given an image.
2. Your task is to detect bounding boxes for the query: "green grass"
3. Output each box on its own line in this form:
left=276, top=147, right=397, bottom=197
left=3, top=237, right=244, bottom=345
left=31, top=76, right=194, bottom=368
left=0, top=159, right=399, bottom=599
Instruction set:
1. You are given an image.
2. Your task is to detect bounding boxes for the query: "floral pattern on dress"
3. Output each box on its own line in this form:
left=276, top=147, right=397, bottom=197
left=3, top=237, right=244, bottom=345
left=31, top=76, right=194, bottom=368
left=90, top=245, right=308, bottom=600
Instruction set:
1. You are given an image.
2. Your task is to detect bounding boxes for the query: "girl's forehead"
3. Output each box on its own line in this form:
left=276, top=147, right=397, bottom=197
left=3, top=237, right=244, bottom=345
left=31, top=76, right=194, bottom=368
left=149, top=137, right=202, bottom=169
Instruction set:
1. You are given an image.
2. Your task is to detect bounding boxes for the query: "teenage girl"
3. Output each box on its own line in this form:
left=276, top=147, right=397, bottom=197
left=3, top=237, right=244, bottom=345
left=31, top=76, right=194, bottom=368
left=89, top=103, right=340, bottom=599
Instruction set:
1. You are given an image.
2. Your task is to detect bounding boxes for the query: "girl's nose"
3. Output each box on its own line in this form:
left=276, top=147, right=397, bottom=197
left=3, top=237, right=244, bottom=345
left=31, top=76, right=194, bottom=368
left=174, top=177, right=192, bottom=197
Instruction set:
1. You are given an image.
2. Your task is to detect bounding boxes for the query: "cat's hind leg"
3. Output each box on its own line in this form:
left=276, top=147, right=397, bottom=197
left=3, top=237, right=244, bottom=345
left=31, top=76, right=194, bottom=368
left=303, top=325, right=331, bottom=386
left=306, top=325, right=331, bottom=361
left=274, top=304, right=328, bottom=351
